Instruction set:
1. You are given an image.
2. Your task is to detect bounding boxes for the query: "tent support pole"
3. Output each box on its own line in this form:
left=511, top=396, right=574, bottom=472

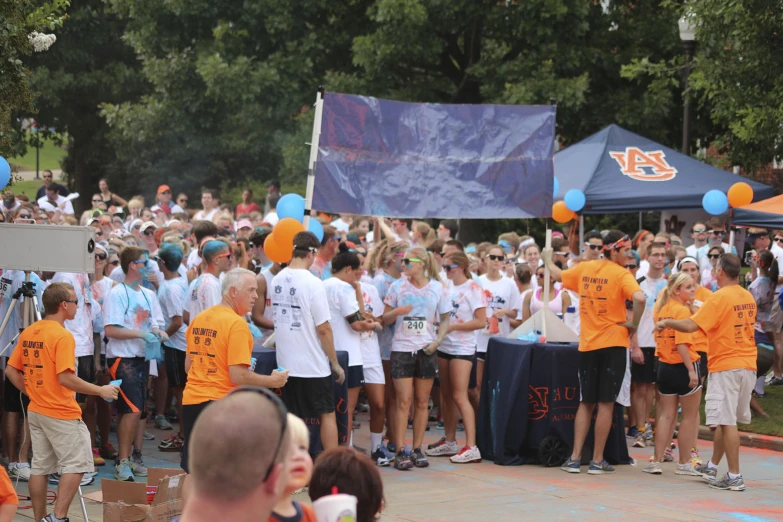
left=639, top=212, right=642, bottom=230
left=542, top=229, right=552, bottom=339
left=579, top=216, right=584, bottom=257
left=304, top=89, right=324, bottom=229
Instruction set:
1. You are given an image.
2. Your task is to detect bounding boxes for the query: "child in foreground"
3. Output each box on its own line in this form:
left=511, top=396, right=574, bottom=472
left=267, top=414, right=316, bottom=522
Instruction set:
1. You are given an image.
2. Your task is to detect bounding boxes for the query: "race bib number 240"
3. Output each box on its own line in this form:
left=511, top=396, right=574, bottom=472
left=403, top=316, right=427, bottom=336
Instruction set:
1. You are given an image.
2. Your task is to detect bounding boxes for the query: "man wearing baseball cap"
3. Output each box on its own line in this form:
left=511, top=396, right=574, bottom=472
left=152, top=185, right=184, bottom=215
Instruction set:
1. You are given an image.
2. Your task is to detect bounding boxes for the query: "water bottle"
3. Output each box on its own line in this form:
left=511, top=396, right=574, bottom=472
left=564, top=306, right=579, bottom=334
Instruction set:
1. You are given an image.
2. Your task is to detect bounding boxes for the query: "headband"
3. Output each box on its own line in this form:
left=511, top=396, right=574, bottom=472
left=634, top=230, right=650, bottom=247
left=604, top=235, right=632, bottom=252
left=677, top=256, right=699, bottom=270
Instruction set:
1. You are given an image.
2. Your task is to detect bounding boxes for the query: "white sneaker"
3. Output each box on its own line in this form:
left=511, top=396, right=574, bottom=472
left=9, top=462, right=31, bottom=481
left=450, top=445, right=482, bottom=464
left=425, top=439, right=459, bottom=456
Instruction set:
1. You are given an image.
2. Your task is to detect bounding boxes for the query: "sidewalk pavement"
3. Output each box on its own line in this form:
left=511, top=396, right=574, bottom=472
left=9, top=412, right=783, bottom=521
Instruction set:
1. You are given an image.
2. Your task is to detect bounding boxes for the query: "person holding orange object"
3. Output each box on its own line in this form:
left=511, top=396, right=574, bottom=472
left=543, top=230, right=644, bottom=475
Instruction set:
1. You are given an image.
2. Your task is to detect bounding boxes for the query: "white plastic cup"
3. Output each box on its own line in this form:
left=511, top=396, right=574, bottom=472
left=312, top=493, right=358, bottom=522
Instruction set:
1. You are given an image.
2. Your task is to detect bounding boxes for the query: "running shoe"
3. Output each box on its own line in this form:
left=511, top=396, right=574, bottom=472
left=49, top=472, right=94, bottom=486
left=115, top=459, right=134, bottom=481
left=662, top=442, right=675, bottom=462
left=709, top=473, right=745, bottom=491
left=143, top=431, right=155, bottom=441
left=425, top=439, right=459, bottom=457
left=690, top=448, right=702, bottom=466
left=436, top=420, right=444, bottom=429
left=427, top=436, right=447, bottom=449
left=587, top=460, right=615, bottom=475
left=769, top=376, right=783, bottom=386
left=100, top=442, right=119, bottom=461
left=9, top=463, right=31, bottom=481
left=386, top=443, right=397, bottom=454
left=626, top=426, right=639, bottom=439
left=131, top=449, right=148, bottom=477
left=411, top=448, right=429, bottom=468
left=41, top=514, right=71, bottom=522
left=372, top=445, right=394, bottom=467
left=393, top=450, right=414, bottom=470
left=632, top=433, right=646, bottom=448
left=158, top=435, right=184, bottom=452
left=154, top=414, right=173, bottom=430
left=560, top=458, right=581, bottom=474
left=645, top=423, right=653, bottom=441
left=694, top=462, right=718, bottom=482
left=165, top=408, right=179, bottom=422
left=450, top=445, right=481, bottom=464
left=92, top=447, right=106, bottom=466
left=355, top=401, right=370, bottom=413
left=675, top=462, right=702, bottom=476
left=642, top=461, right=662, bottom=475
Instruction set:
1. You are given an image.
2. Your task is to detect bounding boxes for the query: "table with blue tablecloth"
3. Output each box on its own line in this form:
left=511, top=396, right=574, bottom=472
left=477, top=338, right=631, bottom=467
left=252, top=344, right=349, bottom=455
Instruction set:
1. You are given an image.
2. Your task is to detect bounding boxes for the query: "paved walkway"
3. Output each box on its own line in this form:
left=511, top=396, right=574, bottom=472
left=9, top=413, right=783, bottom=521
left=15, top=170, right=62, bottom=182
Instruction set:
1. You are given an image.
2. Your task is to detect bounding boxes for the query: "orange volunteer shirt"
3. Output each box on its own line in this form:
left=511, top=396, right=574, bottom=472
left=691, top=285, right=712, bottom=354
left=654, top=300, right=698, bottom=365
left=691, top=285, right=756, bottom=373
left=183, top=305, right=253, bottom=406
left=0, top=467, right=18, bottom=506
left=561, top=260, right=642, bottom=351
left=7, top=320, right=82, bottom=420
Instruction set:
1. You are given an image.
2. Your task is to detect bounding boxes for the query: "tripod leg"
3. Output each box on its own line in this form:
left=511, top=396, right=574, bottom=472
left=78, top=484, right=90, bottom=522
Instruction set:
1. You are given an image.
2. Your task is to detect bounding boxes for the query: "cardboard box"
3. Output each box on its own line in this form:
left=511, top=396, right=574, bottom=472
left=83, top=468, right=186, bottom=522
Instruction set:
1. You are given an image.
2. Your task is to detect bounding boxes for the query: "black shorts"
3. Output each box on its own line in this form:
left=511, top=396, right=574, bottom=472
left=390, top=350, right=438, bottom=380
left=578, top=347, right=627, bottom=404
left=631, top=347, right=658, bottom=383
left=180, top=400, right=213, bottom=473
left=347, top=366, right=365, bottom=389
left=281, top=376, right=335, bottom=418
left=107, top=356, right=148, bottom=415
left=3, top=371, right=29, bottom=413
left=165, top=346, right=188, bottom=389
left=476, top=352, right=487, bottom=362
left=437, top=352, right=478, bottom=389
left=697, top=352, right=708, bottom=378
left=76, top=355, right=96, bottom=403
left=657, top=361, right=702, bottom=397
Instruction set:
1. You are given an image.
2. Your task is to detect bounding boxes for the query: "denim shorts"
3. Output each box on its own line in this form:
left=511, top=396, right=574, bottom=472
left=107, top=356, right=148, bottom=415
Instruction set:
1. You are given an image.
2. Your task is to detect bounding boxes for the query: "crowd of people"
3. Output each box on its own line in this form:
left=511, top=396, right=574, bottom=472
left=0, top=173, right=781, bottom=520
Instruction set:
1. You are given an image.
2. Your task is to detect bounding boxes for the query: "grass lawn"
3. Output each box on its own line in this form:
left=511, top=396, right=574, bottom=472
left=696, top=381, right=783, bottom=437
left=9, top=136, right=67, bottom=171
left=7, top=179, right=46, bottom=199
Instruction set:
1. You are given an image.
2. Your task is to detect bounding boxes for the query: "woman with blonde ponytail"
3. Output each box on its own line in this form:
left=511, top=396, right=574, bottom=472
left=412, top=222, right=437, bottom=247
left=371, top=240, right=409, bottom=461
left=381, top=246, right=450, bottom=470
left=644, top=272, right=702, bottom=476
left=425, top=251, right=487, bottom=464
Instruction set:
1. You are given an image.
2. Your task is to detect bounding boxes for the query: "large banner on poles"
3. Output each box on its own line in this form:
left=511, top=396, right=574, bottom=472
left=312, top=93, right=555, bottom=219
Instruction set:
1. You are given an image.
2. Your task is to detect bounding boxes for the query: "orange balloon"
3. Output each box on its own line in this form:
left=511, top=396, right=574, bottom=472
left=552, top=200, right=576, bottom=224
left=727, top=182, right=754, bottom=208
left=264, top=233, right=292, bottom=264
left=273, top=218, right=305, bottom=251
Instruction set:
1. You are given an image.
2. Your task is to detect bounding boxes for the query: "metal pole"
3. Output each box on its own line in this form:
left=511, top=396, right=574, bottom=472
left=682, top=40, right=695, bottom=155
left=304, top=89, right=325, bottom=230
left=35, top=137, right=40, bottom=180
left=579, top=216, right=585, bottom=256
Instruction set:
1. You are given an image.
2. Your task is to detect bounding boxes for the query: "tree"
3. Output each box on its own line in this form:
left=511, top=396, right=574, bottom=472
left=18, top=0, right=147, bottom=209
left=0, top=0, right=68, bottom=170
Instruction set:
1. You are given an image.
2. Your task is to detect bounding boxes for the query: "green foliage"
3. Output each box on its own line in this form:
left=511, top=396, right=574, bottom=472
left=0, top=0, right=68, bottom=180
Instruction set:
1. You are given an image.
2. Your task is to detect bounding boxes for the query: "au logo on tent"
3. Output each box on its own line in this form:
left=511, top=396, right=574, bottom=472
left=609, top=147, right=677, bottom=181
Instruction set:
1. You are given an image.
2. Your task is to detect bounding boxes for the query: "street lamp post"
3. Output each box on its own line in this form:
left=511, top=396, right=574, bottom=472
left=679, top=17, right=696, bottom=155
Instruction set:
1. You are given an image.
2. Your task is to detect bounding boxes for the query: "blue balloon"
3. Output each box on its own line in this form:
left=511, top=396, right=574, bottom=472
left=308, top=217, right=324, bottom=242
left=0, top=157, right=10, bottom=190
left=276, top=193, right=305, bottom=222
left=702, top=190, right=729, bottom=216
left=553, top=177, right=560, bottom=198
left=564, top=189, right=586, bottom=212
